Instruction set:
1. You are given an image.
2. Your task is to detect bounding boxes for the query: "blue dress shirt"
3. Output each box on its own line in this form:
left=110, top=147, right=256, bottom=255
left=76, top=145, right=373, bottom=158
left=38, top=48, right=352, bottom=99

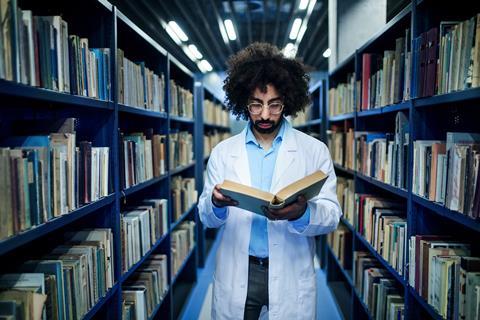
left=212, top=119, right=310, bottom=258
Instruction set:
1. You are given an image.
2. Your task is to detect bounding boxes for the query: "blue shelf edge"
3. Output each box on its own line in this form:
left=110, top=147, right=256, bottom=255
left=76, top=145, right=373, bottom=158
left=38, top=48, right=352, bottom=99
left=147, top=291, right=170, bottom=320
left=355, top=231, right=407, bottom=287
left=203, top=122, right=230, bottom=130
left=414, top=87, right=480, bottom=107
left=326, top=245, right=354, bottom=287
left=340, top=217, right=355, bottom=233
left=328, top=52, right=356, bottom=78
left=118, top=104, right=168, bottom=118
left=412, top=195, right=480, bottom=232
left=171, top=205, right=197, bottom=231
left=356, top=173, right=409, bottom=199
left=171, top=246, right=196, bottom=286
left=328, top=112, right=355, bottom=122
left=119, top=232, right=170, bottom=284
left=170, top=115, right=195, bottom=123
left=357, top=100, right=411, bottom=118
left=0, top=79, right=114, bottom=110
left=293, top=118, right=322, bottom=129
left=333, top=163, right=355, bottom=175
left=0, top=194, right=115, bottom=256
left=122, top=174, right=168, bottom=197
left=170, top=162, right=196, bottom=175
left=408, top=287, right=443, bottom=320
left=82, top=282, right=119, bottom=320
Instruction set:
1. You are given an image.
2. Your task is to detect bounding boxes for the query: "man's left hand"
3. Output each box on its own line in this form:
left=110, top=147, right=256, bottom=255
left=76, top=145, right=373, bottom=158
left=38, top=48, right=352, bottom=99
left=263, top=195, right=307, bottom=221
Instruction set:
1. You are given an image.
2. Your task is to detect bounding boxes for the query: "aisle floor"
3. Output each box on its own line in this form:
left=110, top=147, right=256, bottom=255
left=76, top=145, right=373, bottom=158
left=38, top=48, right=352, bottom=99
left=181, top=232, right=343, bottom=320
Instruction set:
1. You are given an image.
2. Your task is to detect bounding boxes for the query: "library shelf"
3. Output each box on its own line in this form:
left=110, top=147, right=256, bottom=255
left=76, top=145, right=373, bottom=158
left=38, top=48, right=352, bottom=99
left=0, top=194, right=115, bottom=256
left=171, top=246, right=197, bottom=286
left=293, top=118, right=322, bottom=129
left=340, top=217, right=355, bottom=233
left=0, top=79, right=114, bottom=110
left=326, top=245, right=354, bottom=287
left=82, top=283, right=120, bottom=320
left=329, top=52, right=356, bottom=78
left=354, top=231, right=407, bottom=287
left=119, top=232, right=170, bottom=284
left=414, top=87, right=480, bottom=108
left=352, top=285, right=373, bottom=320
left=412, top=194, right=480, bottom=232
left=203, top=122, right=230, bottom=131
left=356, top=173, right=409, bottom=199
left=333, top=163, right=355, bottom=175
left=170, top=115, right=195, bottom=124
left=327, top=281, right=355, bottom=320
left=171, top=204, right=197, bottom=231
left=328, top=112, right=355, bottom=122
left=408, top=286, right=443, bottom=320
left=170, top=161, right=196, bottom=175
left=148, top=292, right=170, bottom=320
left=122, top=174, right=169, bottom=197
left=357, top=100, right=411, bottom=118
left=118, top=104, right=168, bottom=118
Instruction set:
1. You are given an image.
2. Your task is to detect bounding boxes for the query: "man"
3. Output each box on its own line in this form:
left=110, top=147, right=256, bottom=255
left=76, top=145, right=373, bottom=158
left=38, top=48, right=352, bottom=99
left=197, top=42, right=342, bottom=320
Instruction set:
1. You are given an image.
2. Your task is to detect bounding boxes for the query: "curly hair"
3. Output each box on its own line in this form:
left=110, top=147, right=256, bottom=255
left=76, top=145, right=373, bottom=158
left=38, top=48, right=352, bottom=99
left=223, top=42, right=311, bottom=121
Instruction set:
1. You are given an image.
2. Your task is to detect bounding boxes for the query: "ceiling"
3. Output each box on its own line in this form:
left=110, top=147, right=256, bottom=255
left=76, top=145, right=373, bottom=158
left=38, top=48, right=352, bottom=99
left=110, top=0, right=329, bottom=73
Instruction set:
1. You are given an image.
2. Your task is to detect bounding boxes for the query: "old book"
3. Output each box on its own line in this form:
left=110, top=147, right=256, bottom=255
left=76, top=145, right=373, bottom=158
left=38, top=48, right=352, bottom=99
left=219, top=170, right=328, bottom=215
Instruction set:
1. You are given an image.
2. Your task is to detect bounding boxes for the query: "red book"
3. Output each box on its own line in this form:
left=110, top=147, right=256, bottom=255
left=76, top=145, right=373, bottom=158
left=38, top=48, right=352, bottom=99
left=362, top=54, right=372, bottom=110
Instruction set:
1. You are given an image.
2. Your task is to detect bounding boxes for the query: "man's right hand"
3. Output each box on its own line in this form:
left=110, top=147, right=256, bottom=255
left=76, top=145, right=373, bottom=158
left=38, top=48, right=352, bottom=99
left=212, top=184, right=239, bottom=207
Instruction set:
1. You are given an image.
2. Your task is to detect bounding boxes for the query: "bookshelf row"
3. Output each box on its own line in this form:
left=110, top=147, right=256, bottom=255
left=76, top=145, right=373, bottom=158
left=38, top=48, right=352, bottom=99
left=0, top=0, right=230, bottom=319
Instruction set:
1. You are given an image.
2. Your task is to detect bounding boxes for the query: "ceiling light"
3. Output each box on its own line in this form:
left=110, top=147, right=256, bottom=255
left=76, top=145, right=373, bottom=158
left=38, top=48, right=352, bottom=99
left=165, top=24, right=182, bottom=45
left=224, top=19, right=237, bottom=41
left=299, top=0, right=309, bottom=10
left=188, top=44, right=203, bottom=59
left=283, top=43, right=297, bottom=58
left=198, top=59, right=213, bottom=73
left=323, top=48, right=331, bottom=58
left=297, top=24, right=308, bottom=43
left=307, top=0, right=317, bottom=12
left=289, top=18, right=302, bottom=40
left=168, top=21, right=188, bottom=42
left=182, top=46, right=197, bottom=61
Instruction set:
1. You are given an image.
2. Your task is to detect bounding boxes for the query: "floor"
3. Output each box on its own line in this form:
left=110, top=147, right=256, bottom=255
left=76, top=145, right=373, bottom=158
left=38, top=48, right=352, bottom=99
left=180, top=231, right=343, bottom=320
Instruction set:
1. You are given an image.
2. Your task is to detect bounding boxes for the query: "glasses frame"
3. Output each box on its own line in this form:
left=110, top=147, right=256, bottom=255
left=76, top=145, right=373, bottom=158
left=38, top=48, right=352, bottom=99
left=247, top=101, right=284, bottom=115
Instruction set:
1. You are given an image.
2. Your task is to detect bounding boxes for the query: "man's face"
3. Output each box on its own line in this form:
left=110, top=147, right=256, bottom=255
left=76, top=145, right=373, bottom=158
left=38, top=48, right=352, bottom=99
left=248, top=84, right=283, bottom=135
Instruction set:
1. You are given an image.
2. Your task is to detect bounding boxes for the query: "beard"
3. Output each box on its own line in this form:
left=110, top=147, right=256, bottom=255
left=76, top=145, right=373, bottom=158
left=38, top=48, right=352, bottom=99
left=252, top=118, right=282, bottom=134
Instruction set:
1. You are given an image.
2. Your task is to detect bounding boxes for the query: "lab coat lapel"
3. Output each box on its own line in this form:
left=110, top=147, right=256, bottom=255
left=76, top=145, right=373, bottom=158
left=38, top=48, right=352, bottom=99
left=229, top=127, right=251, bottom=186
left=271, top=122, right=297, bottom=193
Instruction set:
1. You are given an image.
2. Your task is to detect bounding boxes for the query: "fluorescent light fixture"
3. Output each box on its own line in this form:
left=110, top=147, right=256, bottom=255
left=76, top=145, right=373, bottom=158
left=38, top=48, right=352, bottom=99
left=224, top=19, right=237, bottom=41
left=198, top=59, right=213, bottom=73
left=323, top=48, right=331, bottom=58
left=289, top=18, right=302, bottom=40
left=283, top=43, right=297, bottom=58
left=218, top=19, right=229, bottom=44
left=299, top=0, right=309, bottom=10
left=188, top=44, right=203, bottom=59
left=182, top=46, right=197, bottom=61
left=168, top=21, right=188, bottom=42
left=165, top=24, right=182, bottom=45
left=297, top=24, right=307, bottom=43
left=307, top=0, right=317, bottom=12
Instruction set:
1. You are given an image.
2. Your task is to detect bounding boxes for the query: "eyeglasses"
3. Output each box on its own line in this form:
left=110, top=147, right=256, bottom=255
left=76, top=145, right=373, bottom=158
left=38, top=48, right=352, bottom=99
left=247, top=101, right=284, bottom=115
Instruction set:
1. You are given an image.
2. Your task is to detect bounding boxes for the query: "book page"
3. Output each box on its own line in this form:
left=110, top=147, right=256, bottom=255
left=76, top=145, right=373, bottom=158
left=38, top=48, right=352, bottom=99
left=219, top=180, right=274, bottom=215
left=273, top=171, right=328, bottom=209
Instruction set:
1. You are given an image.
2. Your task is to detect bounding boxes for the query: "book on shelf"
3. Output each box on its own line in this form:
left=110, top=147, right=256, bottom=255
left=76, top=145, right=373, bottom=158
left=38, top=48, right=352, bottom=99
left=336, top=177, right=355, bottom=226
left=171, top=176, right=197, bottom=222
left=203, top=99, right=229, bottom=127
left=290, top=103, right=315, bottom=127
left=219, top=170, right=328, bottom=215
left=169, top=131, right=193, bottom=170
left=204, top=131, right=231, bottom=158
left=327, top=126, right=354, bottom=170
left=169, top=80, right=193, bottom=118
left=171, top=221, right=195, bottom=277
left=327, top=223, right=352, bottom=268
left=328, top=73, right=355, bottom=117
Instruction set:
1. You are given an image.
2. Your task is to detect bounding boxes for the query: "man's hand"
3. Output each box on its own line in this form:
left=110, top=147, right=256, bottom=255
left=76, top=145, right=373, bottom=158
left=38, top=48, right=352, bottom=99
left=263, top=195, right=307, bottom=221
left=212, top=184, right=238, bottom=208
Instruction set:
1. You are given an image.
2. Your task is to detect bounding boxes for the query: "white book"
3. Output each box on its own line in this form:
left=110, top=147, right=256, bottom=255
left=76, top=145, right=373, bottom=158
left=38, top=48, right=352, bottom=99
left=61, top=20, right=70, bottom=93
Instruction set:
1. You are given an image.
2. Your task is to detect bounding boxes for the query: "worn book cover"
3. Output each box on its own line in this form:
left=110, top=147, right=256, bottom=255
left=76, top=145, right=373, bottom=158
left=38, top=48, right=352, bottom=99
left=219, top=170, right=328, bottom=215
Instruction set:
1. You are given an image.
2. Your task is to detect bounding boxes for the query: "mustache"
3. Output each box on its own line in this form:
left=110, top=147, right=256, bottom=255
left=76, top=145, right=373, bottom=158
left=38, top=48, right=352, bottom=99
left=254, top=120, right=274, bottom=125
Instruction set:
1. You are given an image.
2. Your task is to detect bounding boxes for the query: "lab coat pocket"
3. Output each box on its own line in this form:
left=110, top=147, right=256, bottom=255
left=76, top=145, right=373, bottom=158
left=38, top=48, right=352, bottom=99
left=297, top=276, right=316, bottom=320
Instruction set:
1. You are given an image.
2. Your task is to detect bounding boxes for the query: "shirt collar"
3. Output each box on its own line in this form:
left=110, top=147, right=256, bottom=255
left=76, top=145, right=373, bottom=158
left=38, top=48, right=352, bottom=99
left=245, top=118, right=285, bottom=146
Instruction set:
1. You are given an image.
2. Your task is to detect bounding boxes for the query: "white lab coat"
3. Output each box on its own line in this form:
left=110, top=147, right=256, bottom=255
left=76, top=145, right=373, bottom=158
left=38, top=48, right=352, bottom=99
left=198, top=120, right=342, bottom=320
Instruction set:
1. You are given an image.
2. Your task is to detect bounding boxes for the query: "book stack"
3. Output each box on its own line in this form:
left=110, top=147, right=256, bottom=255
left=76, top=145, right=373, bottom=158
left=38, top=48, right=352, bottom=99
left=204, top=131, right=231, bottom=158
left=408, top=236, right=479, bottom=319
left=354, top=251, right=405, bottom=319
left=360, top=29, right=412, bottom=110
left=413, top=132, right=480, bottom=218
left=122, top=254, right=168, bottom=320
left=120, top=198, right=168, bottom=273
left=355, top=194, right=407, bottom=276
left=0, top=228, right=114, bottom=320
left=116, top=49, right=165, bottom=111
left=203, top=99, right=229, bottom=127
left=329, top=73, right=355, bottom=116
left=171, top=177, right=197, bottom=222
left=336, top=177, right=355, bottom=226
left=327, top=126, right=355, bottom=169
left=414, top=13, right=480, bottom=97
left=170, top=80, right=193, bottom=119
left=0, top=124, right=110, bottom=241
left=120, top=131, right=166, bottom=189
left=290, top=103, right=314, bottom=127
left=169, top=131, right=193, bottom=170
left=327, top=223, right=352, bottom=268
left=355, top=112, right=409, bottom=189
left=0, top=3, right=112, bottom=100
left=171, top=221, right=196, bottom=278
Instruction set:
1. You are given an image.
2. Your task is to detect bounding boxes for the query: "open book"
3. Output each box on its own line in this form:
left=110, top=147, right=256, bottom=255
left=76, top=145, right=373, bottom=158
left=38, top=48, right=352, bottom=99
left=219, top=170, right=328, bottom=215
